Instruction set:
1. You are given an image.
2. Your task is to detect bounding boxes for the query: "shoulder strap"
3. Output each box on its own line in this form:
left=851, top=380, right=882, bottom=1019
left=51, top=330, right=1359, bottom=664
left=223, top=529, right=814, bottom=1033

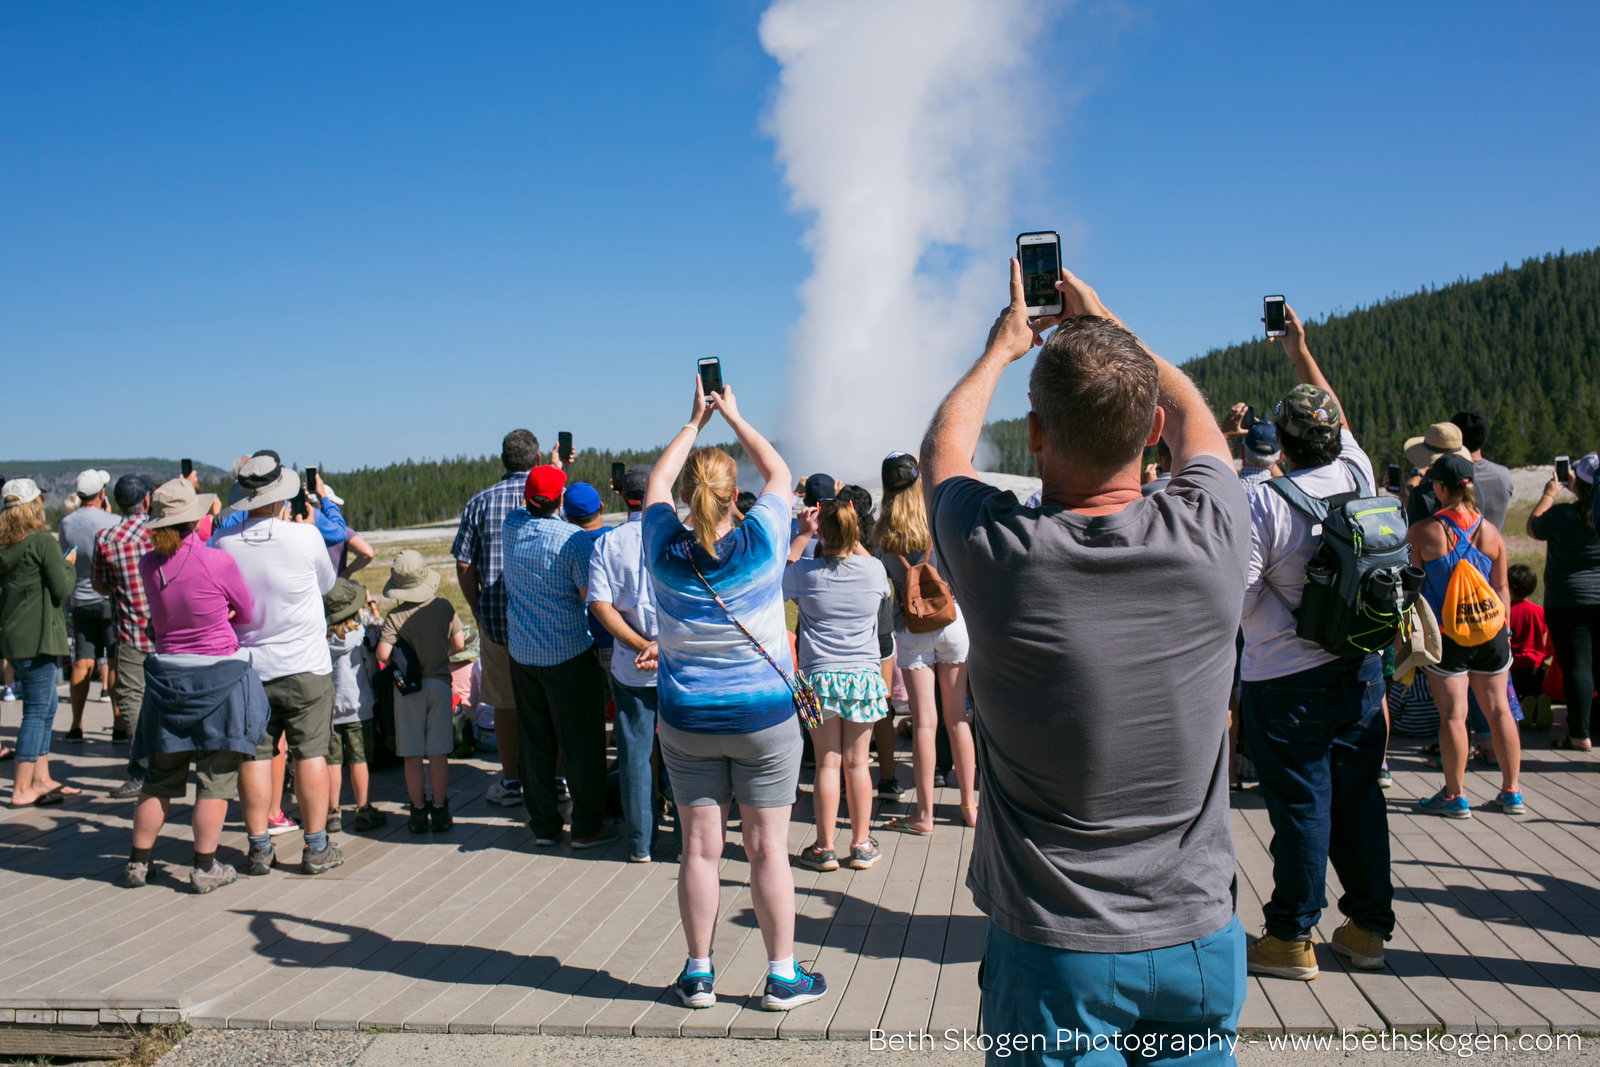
left=1267, top=476, right=1329, bottom=523
left=688, top=555, right=798, bottom=694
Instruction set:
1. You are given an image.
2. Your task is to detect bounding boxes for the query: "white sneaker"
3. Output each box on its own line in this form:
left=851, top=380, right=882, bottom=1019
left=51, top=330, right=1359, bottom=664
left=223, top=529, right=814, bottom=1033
left=486, top=778, right=523, bottom=807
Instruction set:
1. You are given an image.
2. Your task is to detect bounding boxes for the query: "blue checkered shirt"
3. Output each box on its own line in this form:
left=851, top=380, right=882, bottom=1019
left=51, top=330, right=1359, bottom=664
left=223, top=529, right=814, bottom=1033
left=503, top=510, right=598, bottom=667
left=451, top=472, right=528, bottom=646
left=1238, top=464, right=1275, bottom=502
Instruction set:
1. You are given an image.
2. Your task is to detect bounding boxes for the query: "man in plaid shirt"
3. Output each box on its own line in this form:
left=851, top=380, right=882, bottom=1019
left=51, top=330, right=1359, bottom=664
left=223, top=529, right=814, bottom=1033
left=92, top=474, right=155, bottom=798
left=453, top=429, right=546, bottom=807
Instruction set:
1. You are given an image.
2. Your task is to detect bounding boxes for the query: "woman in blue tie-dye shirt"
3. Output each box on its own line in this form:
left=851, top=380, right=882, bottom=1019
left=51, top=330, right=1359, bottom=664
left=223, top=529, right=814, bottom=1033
left=642, top=378, right=828, bottom=1013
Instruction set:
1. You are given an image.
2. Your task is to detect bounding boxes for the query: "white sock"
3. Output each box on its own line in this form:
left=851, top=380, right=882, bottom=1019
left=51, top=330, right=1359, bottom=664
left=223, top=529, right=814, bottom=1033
left=686, top=955, right=712, bottom=976
left=768, top=955, right=797, bottom=981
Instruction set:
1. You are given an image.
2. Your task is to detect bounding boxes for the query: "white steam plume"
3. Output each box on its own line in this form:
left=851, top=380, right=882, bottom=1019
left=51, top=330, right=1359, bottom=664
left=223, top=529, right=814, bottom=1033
left=760, top=0, right=1050, bottom=483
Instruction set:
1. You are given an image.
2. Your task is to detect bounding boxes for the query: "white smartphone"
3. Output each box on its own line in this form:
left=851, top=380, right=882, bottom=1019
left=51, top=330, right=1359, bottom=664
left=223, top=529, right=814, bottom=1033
left=1264, top=295, right=1287, bottom=338
left=1016, top=231, right=1063, bottom=317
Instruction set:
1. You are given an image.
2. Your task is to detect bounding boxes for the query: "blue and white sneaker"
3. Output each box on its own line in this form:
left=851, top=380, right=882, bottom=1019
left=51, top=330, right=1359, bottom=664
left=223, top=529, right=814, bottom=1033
left=1419, top=788, right=1472, bottom=819
left=1494, top=790, right=1526, bottom=814
left=673, top=966, right=715, bottom=1009
left=762, top=964, right=827, bottom=1011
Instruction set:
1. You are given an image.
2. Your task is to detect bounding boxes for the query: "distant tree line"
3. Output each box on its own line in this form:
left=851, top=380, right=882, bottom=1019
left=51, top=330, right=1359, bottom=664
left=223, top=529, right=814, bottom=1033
left=979, top=248, right=1600, bottom=475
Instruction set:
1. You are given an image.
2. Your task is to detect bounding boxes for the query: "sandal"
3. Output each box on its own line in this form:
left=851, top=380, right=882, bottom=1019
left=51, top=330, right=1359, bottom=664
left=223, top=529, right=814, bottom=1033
left=0, top=748, right=12, bottom=761
left=1421, top=742, right=1441, bottom=757
left=9, top=792, right=65, bottom=809
left=1472, top=747, right=1499, bottom=768
left=881, top=815, right=932, bottom=836
left=44, top=784, right=82, bottom=797
left=1553, top=736, right=1593, bottom=752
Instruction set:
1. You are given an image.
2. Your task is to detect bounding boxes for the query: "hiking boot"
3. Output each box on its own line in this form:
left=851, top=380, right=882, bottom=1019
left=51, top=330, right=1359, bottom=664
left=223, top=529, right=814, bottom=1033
left=486, top=778, right=523, bottom=806
left=247, top=844, right=275, bottom=876
left=353, top=805, right=387, bottom=831
left=673, top=965, right=715, bottom=1009
left=64, top=727, right=84, bottom=743
left=1494, top=789, right=1526, bottom=815
left=572, top=827, right=619, bottom=850
left=431, top=801, right=453, bottom=832
left=1247, top=933, right=1318, bottom=980
left=847, top=838, right=882, bottom=870
left=123, top=861, right=148, bottom=889
left=190, top=862, right=238, bottom=895
left=1330, top=919, right=1385, bottom=970
left=876, top=778, right=905, bottom=800
left=300, top=841, right=345, bottom=875
left=762, top=964, right=827, bottom=1010
left=797, top=845, right=838, bottom=872
left=326, top=809, right=343, bottom=834
left=110, top=775, right=144, bottom=800
left=1419, top=788, right=1472, bottom=819
left=409, top=805, right=432, bottom=833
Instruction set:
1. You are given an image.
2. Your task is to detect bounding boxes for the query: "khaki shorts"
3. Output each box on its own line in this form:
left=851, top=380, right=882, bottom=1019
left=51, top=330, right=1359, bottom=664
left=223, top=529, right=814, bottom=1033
left=142, top=749, right=243, bottom=801
left=328, top=719, right=374, bottom=766
left=478, top=636, right=515, bottom=710
left=395, top=677, right=454, bottom=758
left=255, top=671, right=335, bottom=762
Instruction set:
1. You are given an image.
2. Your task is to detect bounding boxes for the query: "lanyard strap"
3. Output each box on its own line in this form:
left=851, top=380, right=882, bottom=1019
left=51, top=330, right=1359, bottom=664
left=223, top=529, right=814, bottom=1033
left=687, top=553, right=807, bottom=705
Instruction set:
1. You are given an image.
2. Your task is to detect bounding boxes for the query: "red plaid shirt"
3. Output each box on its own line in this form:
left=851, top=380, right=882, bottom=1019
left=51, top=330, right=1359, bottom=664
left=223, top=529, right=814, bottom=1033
left=93, top=514, right=154, bottom=653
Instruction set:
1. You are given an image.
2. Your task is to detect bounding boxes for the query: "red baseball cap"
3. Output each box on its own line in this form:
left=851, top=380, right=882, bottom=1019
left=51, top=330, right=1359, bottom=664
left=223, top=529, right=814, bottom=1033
left=524, top=466, right=567, bottom=504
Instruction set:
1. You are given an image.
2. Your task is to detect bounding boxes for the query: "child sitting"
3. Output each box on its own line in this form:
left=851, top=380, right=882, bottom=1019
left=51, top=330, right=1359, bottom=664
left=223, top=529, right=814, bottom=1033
left=1508, top=563, right=1554, bottom=730
left=325, top=578, right=386, bottom=832
left=378, top=551, right=465, bottom=832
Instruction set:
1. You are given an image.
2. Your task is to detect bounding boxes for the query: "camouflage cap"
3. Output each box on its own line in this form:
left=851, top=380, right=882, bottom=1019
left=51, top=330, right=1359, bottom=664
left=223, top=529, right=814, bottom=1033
left=1274, top=384, right=1342, bottom=442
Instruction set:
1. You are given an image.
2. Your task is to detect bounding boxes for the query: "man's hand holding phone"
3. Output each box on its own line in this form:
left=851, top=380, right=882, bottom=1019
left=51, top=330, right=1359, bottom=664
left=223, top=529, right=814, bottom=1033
left=1221, top=403, right=1252, bottom=439
left=984, top=260, right=1048, bottom=363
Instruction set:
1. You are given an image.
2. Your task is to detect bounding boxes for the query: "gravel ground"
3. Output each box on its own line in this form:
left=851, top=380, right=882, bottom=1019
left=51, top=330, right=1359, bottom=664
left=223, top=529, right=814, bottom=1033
left=157, top=1028, right=374, bottom=1067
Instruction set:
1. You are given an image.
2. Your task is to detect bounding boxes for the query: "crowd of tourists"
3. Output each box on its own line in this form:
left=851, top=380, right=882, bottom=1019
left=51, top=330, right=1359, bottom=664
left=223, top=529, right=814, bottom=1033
left=1, top=256, right=1594, bottom=1060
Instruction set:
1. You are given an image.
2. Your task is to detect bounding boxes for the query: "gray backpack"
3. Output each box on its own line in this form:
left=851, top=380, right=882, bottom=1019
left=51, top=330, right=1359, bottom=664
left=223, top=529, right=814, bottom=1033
left=1266, top=460, right=1422, bottom=658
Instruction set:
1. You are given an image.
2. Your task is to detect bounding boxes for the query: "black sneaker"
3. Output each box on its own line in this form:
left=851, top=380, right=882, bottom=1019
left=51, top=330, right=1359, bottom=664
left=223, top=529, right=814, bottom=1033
left=64, top=727, right=84, bottom=743
left=876, top=778, right=904, bottom=800
left=247, top=844, right=275, bottom=876
left=431, top=801, right=453, bottom=832
left=571, top=827, right=619, bottom=850
left=353, top=805, right=387, bottom=832
left=409, top=805, right=431, bottom=833
left=111, top=722, right=129, bottom=744
left=673, top=966, right=715, bottom=1009
left=932, top=772, right=947, bottom=789
left=762, top=964, right=827, bottom=1010
left=300, top=841, right=344, bottom=875
left=326, top=809, right=343, bottom=834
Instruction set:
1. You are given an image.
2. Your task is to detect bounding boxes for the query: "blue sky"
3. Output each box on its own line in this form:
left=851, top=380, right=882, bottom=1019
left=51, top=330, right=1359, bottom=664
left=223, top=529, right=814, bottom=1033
left=4, top=1, right=1597, bottom=470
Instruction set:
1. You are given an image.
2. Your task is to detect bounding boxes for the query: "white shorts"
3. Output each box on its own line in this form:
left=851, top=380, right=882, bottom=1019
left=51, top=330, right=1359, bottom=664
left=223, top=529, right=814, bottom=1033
left=895, top=610, right=969, bottom=671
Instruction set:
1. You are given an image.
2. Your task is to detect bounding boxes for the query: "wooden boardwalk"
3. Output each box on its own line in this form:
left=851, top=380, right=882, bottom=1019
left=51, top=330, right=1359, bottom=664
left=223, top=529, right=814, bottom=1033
left=2, top=692, right=1600, bottom=1038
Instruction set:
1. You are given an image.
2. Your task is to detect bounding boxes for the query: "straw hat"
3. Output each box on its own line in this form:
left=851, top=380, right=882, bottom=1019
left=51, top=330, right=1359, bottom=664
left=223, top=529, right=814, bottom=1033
left=147, top=478, right=218, bottom=530
left=382, top=550, right=440, bottom=604
left=1403, top=423, right=1473, bottom=469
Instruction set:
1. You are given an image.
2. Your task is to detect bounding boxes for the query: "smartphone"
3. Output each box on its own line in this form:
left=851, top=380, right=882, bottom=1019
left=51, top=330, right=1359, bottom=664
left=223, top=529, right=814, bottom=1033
left=1557, top=455, right=1571, bottom=484
left=1264, top=296, right=1287, bottom=338
left=305, top=466, right=317, bottom=489
left=181, top=458, right=193, bottom=478
left=1016, top=231, right=1063, bottom=316
left=1387, top=463, right=1402, bottom=491
left=558, top=432, right=573, bottom=464
left=610, top=462, right=625, bottom=494
left=697, top=357, right=723, bottom=397
left=1243, top=404, right=1257, bottom=429
left=290, top=489, right=308, bottom=518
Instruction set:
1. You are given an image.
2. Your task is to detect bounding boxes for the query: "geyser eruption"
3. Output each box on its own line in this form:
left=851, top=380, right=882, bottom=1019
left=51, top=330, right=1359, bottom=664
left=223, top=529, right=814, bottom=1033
left=759, top=0, right=1052, bottom=481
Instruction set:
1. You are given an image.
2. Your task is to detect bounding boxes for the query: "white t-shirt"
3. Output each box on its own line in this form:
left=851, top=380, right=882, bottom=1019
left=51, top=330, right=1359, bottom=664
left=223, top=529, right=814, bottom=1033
left=586, top=513, right=657, bottom=689
left=1241, top=430, right=1375, bottom=683
left=211, top=517, right=337, bottom=681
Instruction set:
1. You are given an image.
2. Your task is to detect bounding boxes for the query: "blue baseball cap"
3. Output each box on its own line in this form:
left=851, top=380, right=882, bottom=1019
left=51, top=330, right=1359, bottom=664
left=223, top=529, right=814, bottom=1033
left=563, top=481, right=602, bottom=520
left=1243, top=421, right=1279, bottom=459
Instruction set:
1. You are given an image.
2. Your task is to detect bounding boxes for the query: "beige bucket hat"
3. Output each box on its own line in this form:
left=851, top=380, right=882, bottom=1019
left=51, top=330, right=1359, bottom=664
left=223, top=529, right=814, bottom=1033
left=147, top=478, right=218, bottom=530
left=1403, top=422, right=1474, bottom=469
left=383, top=550, right=440, bottom=604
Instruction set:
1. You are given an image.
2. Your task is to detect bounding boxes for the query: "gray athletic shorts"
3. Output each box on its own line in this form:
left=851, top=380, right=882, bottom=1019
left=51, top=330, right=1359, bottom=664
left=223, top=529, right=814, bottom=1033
left=657, top=716, right=802, bottom=809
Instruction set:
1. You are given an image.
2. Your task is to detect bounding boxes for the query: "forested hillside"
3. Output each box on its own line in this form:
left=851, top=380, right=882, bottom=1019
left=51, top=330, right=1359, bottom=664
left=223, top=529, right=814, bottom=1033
left=980, top=248, right=1600, bottom=475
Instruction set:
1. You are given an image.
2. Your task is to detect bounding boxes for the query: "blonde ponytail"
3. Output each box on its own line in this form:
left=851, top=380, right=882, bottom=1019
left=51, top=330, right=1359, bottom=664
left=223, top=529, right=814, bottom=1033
left=681, top=446, right=738, bottom=557
left=817, top=499, right=859, bottom=558
left=876, top=483, right=929, bottom=556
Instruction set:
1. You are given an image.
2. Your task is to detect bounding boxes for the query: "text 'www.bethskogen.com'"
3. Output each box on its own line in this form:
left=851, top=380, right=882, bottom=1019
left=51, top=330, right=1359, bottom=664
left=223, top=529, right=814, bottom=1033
left=869, top=1029, right=1584, bottom=1057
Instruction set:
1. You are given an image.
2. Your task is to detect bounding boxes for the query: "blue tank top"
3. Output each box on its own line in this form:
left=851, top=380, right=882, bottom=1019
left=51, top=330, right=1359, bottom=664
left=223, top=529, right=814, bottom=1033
left=1420, top=512, right=1492, bottom=618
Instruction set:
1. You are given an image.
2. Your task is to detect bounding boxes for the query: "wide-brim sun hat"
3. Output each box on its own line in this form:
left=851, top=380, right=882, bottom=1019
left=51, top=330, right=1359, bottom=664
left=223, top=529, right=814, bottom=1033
left=383, top=549, right=441, bottom=604
left=2, top=478, right=41, bottom=510
left=1403, top=422, right=1472, bottom=469
left=324, top=577, right=367, bottom=625
left=226, top=451, right=301, bottom=513
left=146, top=477, right=218, bottom=529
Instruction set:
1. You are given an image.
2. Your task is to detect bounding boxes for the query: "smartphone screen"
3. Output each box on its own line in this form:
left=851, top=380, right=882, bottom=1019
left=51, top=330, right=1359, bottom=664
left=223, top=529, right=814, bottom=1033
left=558, top=432, right=573, bottom=463
left=1264, top=296, right=1287, bottom=337
left=1387, top=463, right=1402, bottom=490
left=698, top=358, right=723, bottom=396
left=305, top=467, right=317, bottom=488
left=1557, top=455, right=1571, bottom=483
left=610, top=462, right=625, bottom=493
left=181, top=458, right=193, bottom=478
left=1016, top=233, right=1062, bottom=313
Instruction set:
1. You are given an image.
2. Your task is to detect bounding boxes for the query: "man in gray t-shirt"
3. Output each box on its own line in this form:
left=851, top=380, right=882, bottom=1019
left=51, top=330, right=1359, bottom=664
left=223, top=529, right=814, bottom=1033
left=924, top=261, right=1248, bottom=1057
left=1451, top=411, right=1513, bottom=528
left=58, top=469, right=119, bottom=739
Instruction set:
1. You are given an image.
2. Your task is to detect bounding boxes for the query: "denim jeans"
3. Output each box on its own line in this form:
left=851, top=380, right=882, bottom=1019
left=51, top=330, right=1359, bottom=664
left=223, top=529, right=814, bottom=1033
left=1240, top=655, right=1393, bottom=942
left=980, top=917, right=1246, bottom=1067
left=14, top=655, right=59, bottom=762
left=610, top=680, right=659, bottom=859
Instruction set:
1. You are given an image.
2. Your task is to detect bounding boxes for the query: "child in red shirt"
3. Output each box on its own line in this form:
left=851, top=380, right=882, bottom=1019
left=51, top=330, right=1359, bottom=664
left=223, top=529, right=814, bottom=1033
left=1508, top=564, right=1553, bottom=730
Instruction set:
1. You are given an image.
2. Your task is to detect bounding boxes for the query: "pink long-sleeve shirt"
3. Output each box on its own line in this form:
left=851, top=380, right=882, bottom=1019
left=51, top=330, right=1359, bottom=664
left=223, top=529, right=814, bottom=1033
left=140, top=531, right=255, bottom=655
